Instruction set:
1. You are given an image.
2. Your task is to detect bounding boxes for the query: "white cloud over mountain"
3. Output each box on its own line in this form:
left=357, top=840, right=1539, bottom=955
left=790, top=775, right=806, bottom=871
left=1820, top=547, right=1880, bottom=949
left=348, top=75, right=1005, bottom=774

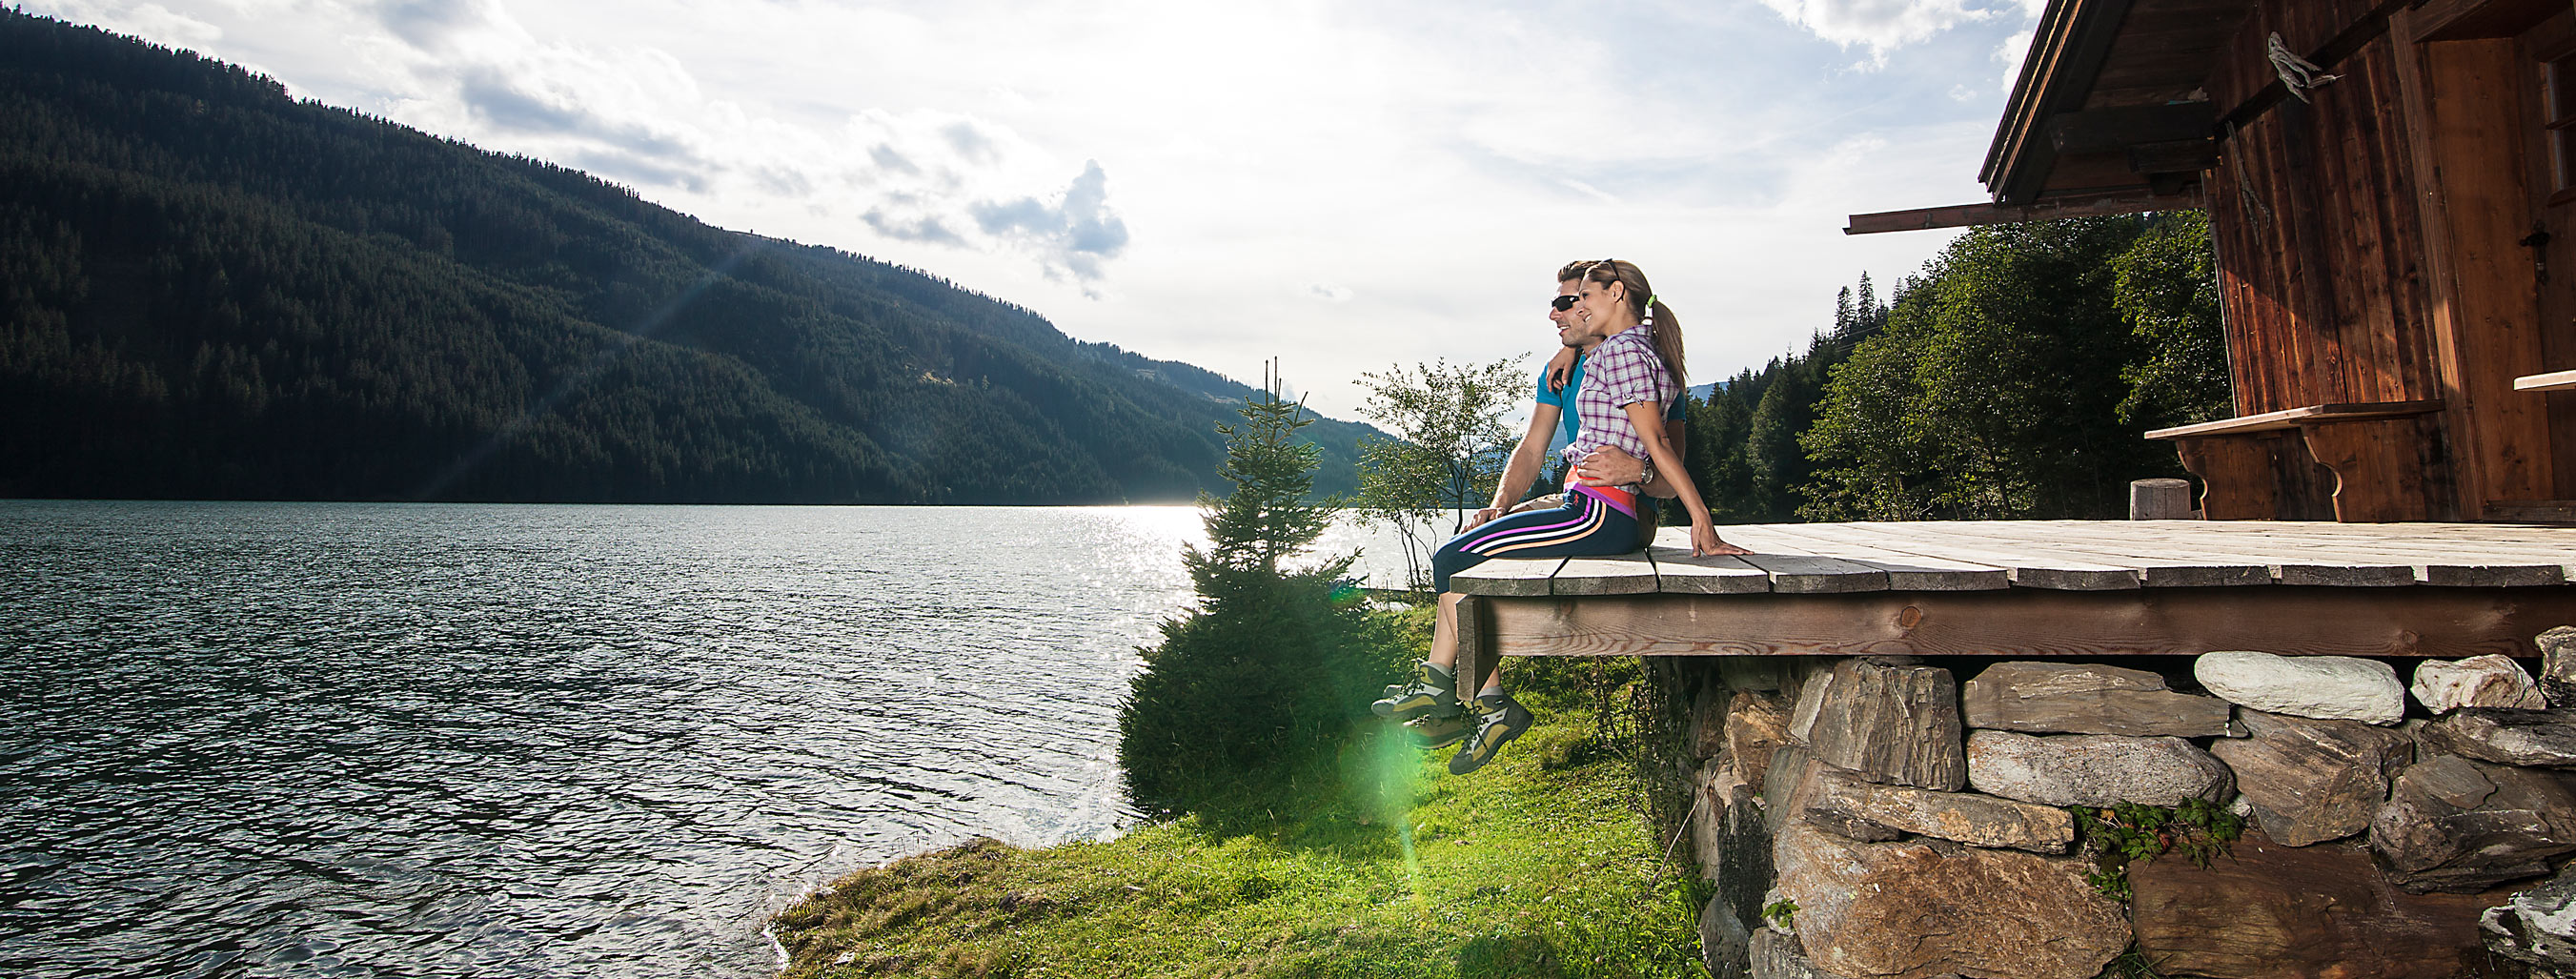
left=21, top=0, right=2043, bottom=416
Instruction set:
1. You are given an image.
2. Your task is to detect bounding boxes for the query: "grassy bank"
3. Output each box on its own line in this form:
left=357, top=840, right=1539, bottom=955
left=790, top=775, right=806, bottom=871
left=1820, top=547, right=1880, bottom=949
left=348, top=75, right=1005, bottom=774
left=770, top=698, right=1710, bottom=979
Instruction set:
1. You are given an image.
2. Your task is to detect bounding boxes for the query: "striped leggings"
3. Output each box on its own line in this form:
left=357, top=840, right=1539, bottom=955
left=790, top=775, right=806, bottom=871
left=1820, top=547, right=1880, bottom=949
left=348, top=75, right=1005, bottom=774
left=1431, top=491, right=1639, bottom=593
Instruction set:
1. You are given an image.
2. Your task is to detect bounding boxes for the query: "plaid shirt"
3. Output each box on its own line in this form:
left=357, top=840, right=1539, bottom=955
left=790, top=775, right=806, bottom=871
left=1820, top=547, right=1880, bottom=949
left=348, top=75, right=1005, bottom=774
left=1564, top=325, right=1675, bottom=489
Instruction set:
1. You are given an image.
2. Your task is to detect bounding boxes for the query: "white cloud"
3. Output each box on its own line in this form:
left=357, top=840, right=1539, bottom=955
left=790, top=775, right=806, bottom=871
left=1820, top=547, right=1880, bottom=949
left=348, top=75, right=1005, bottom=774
left=1997, top=29, right=2038, bottom=92
left=1749, top=0, right=2006, bottom=62
left=21, top=0, right=2028, bottom=417
left=33, top=0, right=220, bottom=47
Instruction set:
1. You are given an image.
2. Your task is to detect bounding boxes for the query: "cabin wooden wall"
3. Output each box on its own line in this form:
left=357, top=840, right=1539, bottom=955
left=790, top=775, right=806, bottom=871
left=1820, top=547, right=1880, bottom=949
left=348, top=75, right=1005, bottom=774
left=2201, top=2, right=2443, bottom=415
left=2199, top=0, right=2576, bottom=517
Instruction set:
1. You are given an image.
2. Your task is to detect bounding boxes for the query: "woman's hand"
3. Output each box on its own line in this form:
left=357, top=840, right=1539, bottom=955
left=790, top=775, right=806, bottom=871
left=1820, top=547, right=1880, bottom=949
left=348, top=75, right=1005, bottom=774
left=1691, top=519, right=1750, bottom=557
left=1468, top=506, right=1505, bottom=530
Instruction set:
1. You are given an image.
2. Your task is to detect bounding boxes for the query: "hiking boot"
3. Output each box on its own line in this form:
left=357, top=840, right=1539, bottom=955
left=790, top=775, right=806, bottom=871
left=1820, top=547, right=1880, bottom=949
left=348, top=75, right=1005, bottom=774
left=1402, top=713, right=1471, bottom=750
left=1448, top=692, right=1532, bottom=776
left=1371, top=661, right=1460, bottom=721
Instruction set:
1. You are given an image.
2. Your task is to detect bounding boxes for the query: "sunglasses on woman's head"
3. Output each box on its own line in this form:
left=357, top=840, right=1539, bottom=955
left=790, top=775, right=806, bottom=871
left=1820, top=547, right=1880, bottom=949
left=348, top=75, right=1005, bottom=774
left=1551, top=295, right=1579, bottom=312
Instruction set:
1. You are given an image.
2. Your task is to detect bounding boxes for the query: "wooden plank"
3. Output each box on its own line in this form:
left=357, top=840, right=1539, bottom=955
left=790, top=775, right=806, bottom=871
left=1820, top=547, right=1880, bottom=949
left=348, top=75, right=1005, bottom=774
left=1456, top=594, right=1492, bottom=694
left=2012, top=520, right=2417, bottom=586
left=1809, top=522, right=2143, bottom=591
left=2410, top=0, right=2566, bottom=41
left=2142, top=399, right=2445, bottom=439
left=1845, top=188, right=2201, bottom=235
left=2485, top=500, right=2576, bottom=522
left=2173, top=436, right=2283, bottom=520
left=2302, top=417, right=2434, bottom=521
left=1899, top=520, right=2272, bottom=587
left=1645, top=545, right=1772, bottom=595
left=2029, top=520, right=2418, bottom=586
left=1551, top=552, right=1659, bottom=596
left=2171, top=523, right=2573, bottom=585
left=2410, top=35, right=2554, bottom=514
left=2049, top=102, right=2220, bottom=153
left=1721, top=522, right=2013, bottom=591
left=2514, top=369, right=2576, bottom=392
left=1699, top=525, right=1894, bottom=593
left=1449, top=557, right=1562, bottom=597
left=1483, top=586, right=2576, bottom=660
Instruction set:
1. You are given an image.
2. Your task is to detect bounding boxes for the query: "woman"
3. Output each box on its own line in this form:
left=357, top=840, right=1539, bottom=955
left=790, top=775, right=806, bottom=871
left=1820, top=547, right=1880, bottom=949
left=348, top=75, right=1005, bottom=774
left=1375, top=258, right=1746, bottom=775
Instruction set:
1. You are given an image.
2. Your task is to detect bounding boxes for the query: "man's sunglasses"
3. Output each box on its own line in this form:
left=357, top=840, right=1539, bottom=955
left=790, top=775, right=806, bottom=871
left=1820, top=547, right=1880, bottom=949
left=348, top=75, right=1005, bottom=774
left=1551, top=295, right=1579, bottom=312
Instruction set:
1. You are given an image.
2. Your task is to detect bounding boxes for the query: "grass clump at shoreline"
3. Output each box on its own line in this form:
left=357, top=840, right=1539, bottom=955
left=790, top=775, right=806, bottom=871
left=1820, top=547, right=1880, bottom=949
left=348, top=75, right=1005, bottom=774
left=770, top=700, right=1711, bottom=979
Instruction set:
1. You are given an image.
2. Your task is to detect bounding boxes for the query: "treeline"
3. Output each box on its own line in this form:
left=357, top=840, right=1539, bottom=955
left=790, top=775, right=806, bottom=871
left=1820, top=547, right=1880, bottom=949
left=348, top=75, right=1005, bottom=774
left=0, top=9, right=1371, bottom=503
left=1680, top=212, right=2228, bottom=521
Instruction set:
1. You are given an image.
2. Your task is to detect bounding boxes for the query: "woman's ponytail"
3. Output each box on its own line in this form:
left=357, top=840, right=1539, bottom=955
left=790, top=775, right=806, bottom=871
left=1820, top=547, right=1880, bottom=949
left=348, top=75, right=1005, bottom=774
left=1647, top=299, right=1685, bottom=396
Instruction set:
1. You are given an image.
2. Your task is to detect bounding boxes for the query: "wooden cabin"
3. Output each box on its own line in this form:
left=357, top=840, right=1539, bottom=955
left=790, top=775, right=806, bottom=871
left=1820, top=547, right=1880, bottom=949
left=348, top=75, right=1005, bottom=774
left=1850, top=0, right=2576, bottom=523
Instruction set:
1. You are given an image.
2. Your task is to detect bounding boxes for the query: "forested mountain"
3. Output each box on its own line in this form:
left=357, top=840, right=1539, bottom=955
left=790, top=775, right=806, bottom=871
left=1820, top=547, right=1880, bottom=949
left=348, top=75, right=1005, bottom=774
left=0, top=10, right=1373, bottom=503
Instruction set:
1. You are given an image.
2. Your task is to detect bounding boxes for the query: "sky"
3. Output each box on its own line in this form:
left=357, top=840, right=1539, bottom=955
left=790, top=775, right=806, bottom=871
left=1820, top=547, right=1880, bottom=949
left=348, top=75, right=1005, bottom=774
left=24, top=0, right=2044, bottom=418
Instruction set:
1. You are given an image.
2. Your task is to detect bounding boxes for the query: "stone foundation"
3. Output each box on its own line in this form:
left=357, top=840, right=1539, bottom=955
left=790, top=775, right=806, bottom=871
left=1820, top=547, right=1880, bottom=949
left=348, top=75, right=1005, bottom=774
left=1669, top=641, right=2576, bottom=979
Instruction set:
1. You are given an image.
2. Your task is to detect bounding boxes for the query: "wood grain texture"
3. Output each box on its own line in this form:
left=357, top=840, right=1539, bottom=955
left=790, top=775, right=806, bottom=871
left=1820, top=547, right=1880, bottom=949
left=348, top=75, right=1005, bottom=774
left=2176, top=436, right=2286, bottom=520
left=2132, top=832, right=2516, bottom=979
left=1551, top=553, right=1658, bottom=596
left=1710, top=526, right=1896, bottom=593
left=1725, top=522, right=2013, bottom=591
left=1449, top=557, right=1561, bottom=597
left=1644, top=546, right=1771, bottom=594
left=1483, top=587, right=2576, bottom=660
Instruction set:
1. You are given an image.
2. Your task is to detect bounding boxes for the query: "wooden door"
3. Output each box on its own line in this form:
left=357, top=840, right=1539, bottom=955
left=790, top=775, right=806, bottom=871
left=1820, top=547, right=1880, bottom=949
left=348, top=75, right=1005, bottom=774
left=2396, top=0, right=2566, bottom=515
left=2524, top=10, right=2576, bottom=498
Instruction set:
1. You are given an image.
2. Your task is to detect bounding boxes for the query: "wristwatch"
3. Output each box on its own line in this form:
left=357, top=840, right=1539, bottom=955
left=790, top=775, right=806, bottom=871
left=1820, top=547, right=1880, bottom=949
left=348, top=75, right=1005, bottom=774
left=1636, top=459, right=1655, bottom=487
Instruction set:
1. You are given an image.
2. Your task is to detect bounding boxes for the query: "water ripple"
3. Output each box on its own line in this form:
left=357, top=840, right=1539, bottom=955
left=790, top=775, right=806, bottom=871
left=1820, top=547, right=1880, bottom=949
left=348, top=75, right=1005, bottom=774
left=0, top=501, right=1230, bottom=979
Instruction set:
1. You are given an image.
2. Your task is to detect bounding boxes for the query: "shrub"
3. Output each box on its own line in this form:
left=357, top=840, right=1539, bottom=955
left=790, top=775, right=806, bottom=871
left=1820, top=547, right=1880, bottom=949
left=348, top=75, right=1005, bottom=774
left=1118, top=391, right=1400, bottom=813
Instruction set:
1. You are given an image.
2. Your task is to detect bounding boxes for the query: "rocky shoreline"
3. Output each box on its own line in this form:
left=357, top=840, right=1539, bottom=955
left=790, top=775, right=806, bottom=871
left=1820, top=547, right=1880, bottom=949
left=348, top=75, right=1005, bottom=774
left=1670, top=628, right=2576, bottom=979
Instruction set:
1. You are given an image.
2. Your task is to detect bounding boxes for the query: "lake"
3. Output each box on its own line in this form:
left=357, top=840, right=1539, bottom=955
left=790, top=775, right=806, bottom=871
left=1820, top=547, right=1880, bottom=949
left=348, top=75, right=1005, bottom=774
left=0, top=501, right=1431, bottom=978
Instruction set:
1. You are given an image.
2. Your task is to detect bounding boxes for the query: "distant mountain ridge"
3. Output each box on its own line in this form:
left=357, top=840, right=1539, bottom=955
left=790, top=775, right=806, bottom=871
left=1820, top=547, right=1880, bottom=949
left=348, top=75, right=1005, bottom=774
left=0, top=10, right=1374, bottom=503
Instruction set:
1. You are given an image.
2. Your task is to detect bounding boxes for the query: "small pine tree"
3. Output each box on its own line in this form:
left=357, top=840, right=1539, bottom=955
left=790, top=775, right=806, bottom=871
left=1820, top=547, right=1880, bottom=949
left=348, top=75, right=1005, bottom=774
left=1118, top=378, right=1389, bottom=814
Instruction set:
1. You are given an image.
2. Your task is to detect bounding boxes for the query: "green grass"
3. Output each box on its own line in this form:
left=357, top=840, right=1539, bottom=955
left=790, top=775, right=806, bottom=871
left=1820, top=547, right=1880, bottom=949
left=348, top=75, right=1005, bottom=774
left=771, top=710, right=1712, bottom=979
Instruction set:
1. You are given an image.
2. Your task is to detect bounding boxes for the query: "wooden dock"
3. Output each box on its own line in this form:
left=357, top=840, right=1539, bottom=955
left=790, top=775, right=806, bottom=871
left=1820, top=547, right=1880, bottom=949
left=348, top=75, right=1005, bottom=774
left=1450, top=520, right=2576, bottom=678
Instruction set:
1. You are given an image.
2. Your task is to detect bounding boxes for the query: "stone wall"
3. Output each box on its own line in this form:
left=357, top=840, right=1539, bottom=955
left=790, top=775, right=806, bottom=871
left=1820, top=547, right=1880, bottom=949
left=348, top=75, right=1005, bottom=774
left=1674, top=626, right=2576, bottom=979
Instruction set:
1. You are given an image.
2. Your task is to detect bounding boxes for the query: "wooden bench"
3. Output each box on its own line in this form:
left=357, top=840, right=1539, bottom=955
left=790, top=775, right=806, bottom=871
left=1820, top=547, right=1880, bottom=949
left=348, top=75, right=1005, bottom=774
left=2513, top=370, right=2576, bottom=393
left=2144, top=401, right=2445, bottom=521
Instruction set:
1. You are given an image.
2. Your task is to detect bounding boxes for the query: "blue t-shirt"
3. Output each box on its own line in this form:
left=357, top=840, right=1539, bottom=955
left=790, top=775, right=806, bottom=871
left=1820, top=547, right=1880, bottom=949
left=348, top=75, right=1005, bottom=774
left=1533, top=355, right=1685, bottom=449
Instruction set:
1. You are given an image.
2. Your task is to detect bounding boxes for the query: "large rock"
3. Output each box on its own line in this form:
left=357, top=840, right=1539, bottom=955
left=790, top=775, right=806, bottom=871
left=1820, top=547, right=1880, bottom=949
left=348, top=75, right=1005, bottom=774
left=2419, top=707, right=2576, bottom=768
left=2133, top=830, right=2518, bottom=979
left=1701, top=894, right=1753, bottom=979
left=2209, top=710, right=2414, bottom=846
left=1965, top=730, right=2233, bottom=807
left=1750, top=929, right=1852, bottom=979
left=1692, top=683, right=1733, bottom=760
left=2541, top=626, right=2576, bottom=707
left=2410, top=655, right=2546, bottom=713
left=2196, top=650, right=2405, bottom=724
left=1693, top=756, right=1743, bottom=882
left=1787, top=659, right=1965, bottom=791
left=1797, top=767, right=2074, bottom=853
left=1960, top=661, right=2232, bottom=737
left=1770, top=822, right=2127, bottom=979
left=2370, top=754, right=2576, bottom=892
left=2482, top=861, right=2576, bottom=973
left=1728, top=690, right=1795, bottom=794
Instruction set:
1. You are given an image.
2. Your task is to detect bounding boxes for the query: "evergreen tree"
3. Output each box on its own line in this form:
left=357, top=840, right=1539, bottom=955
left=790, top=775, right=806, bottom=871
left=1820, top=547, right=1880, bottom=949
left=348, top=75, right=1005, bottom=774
left=1118, top=388, right=1387, bottom=814
left=1800, top=214, right=2215, bottom=520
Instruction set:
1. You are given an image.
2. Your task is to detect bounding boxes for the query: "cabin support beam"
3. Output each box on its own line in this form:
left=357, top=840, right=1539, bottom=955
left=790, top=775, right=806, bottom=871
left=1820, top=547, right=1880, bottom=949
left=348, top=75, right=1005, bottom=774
left=1483, top=587, right=2576, bottom=661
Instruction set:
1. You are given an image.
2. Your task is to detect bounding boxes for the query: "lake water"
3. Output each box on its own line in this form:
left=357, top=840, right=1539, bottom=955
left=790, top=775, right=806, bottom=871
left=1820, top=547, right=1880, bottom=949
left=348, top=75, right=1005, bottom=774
left=0, top=501, right=1429, bottom=979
